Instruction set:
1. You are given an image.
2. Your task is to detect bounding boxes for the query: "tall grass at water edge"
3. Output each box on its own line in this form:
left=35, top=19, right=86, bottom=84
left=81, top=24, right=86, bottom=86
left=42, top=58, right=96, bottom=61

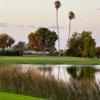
left=0, top=65, right=100, bottom=100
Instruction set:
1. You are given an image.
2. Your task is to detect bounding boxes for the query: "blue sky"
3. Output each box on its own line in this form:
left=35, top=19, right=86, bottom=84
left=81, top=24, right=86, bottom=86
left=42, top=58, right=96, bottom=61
left=0, top=0, right=100, bottom=49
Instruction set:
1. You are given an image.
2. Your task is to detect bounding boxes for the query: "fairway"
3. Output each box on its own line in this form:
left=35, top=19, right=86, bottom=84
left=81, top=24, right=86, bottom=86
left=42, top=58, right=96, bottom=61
left=0, top=92, right=46, bottom=100
left=0, top=55, right=100, bottom=65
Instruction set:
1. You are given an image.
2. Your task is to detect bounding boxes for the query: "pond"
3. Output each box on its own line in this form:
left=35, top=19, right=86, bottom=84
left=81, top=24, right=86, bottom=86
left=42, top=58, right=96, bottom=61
left=20, top=64, right=100, bottom=83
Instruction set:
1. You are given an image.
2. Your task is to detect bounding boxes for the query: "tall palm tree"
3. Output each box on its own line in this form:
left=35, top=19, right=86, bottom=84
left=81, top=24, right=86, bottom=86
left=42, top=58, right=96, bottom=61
left=64, top=11, right=75, bottom=56
left=54, top=1, right=61, bottom=56
left=68, top=11, right=75, bottom=41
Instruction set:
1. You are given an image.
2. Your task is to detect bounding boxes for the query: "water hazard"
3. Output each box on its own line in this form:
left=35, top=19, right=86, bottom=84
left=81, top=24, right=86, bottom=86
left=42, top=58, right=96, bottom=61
left=20, top=64, right=100, bottom=83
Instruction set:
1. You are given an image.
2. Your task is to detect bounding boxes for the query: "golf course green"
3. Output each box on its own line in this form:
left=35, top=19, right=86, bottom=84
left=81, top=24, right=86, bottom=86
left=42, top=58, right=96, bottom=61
left=0, top=55, right=100, bottom=65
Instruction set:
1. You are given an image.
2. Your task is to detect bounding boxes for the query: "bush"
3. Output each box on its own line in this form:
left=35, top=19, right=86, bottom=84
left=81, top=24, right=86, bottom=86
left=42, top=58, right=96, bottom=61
left=65, top=49, right=82, bottom=57
left=60, top=52, right=63, bottom=56
left=54, top=52, right=59, bottom=56
left=54, top=52, right=63, bottom=56
left=23, top=52, right=33, bottom=55
left=0, top=50, right=23, bottom=56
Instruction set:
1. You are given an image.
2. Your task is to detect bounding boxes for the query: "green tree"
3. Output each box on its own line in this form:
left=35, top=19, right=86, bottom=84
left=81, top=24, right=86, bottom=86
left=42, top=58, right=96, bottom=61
left=54, top=0, right=61, bottom=56
left=66, top=31, right=96, bottom=58
left=83, top=37, right=96, bottom=58
left=28, top=27, right=58, bottom=56
left=0, top=33, right=15, bottom=49
left=12, top=41, right=27, bottom=51
left=46, top=46, right=56, bottom=56
left=64, top=11, right=75, bottom=55
left=66, top=32, right=82, bottom=57
left=96, top=47, right=100, bottom=58
left=82, top=37, right=90, bottom=57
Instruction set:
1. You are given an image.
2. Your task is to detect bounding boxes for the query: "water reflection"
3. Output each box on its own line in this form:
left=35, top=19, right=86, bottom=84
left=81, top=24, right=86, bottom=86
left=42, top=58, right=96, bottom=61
left=20, top=65, right=100, bottom=82
left=38, top=66, right=52, bottom=76
left=67, top=67, right=95, bottom=80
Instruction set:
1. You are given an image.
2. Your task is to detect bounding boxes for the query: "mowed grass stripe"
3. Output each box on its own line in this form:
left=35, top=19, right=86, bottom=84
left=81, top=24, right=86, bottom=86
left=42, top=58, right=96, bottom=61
left=0, top=56, right=100, bottom=65
left=0, top=92, right=46, bottom=100
left=1, top=56, right=85, bottom=60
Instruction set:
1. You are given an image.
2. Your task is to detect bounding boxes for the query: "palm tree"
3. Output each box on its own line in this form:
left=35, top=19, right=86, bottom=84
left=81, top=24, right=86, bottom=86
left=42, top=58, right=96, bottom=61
left=68, top=12, right=75, bottom=41
left=64, top=11, right=75, bottom=56
left=54, top=1, right=61, bottom=56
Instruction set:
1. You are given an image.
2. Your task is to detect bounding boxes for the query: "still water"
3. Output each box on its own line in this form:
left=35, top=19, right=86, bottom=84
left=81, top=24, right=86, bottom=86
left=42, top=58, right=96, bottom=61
left=20, top=64, right=100, bottom=83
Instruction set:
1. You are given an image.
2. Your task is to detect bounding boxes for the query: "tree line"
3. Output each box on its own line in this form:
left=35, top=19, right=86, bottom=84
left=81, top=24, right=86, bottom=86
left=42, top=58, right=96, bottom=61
left=0, top=1, right=100, bottom=58
left=0, top=0, right=75, bottom=56
left=0, top=29, right=100, bottom=58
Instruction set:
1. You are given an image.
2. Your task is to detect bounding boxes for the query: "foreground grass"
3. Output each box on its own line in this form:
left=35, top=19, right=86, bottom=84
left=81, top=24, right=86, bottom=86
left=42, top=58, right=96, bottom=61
left=0, top=65, right=100, bottom=100
left=0, top=55, right=100, bottom=65
left=0, top=92, right=46, bottom=100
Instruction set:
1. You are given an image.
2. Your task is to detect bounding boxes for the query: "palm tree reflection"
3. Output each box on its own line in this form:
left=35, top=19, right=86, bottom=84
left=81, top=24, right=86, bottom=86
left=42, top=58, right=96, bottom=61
left=37, top=66, right=52, bottom=76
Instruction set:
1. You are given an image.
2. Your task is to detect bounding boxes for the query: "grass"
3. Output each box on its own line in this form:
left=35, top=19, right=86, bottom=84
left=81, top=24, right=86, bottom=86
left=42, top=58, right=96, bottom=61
left=0, top=92, right=46, bottom=100
left=0, top=65, right=65, bottom=100
left=0, top=65, right=100, bottom=100
left=0, top=55, right=100, bottom=65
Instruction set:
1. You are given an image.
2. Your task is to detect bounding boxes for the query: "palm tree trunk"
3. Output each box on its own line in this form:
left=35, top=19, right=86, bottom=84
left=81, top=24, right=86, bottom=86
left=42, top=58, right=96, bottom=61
left=56, top=9, right=60, bottom=56
left=63, top=67, right=66, bottom=81
left=43, top=47, right=45, bottom=56
left=58, top=67, right=60, bottom=81
left=63, top=19, right=71, bottom=56
left=43, top=66, right=45, bottom=77
left=68, top=19, right=71, bottom=42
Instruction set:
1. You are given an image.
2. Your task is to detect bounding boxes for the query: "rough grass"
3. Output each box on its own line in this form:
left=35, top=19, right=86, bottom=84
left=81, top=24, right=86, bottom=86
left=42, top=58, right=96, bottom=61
left=0, top=55, right=100, bottom=65
left=0, top=91, right=46, bottom=100
left=0, top=65, right=100, bottom=100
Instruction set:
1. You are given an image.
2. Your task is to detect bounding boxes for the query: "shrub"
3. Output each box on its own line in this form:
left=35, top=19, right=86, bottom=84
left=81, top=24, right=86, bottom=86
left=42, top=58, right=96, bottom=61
left=54, top=52, right=59, bottom=56
left=60, top=52, right=63, bottom=56
left=0, top=50, right=23, bottom=56
left=65, top=49, right=82, bottom=57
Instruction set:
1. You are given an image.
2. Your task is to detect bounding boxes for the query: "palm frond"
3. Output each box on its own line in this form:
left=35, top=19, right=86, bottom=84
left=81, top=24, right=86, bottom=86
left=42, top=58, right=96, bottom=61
left=54, top=1, right=61, bottom=9
left=68, top=11, right=75, bottom=20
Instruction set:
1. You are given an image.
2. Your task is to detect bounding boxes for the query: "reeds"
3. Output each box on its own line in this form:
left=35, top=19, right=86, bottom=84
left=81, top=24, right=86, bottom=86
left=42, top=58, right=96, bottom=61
left=0, top=65, right=100, bottom=100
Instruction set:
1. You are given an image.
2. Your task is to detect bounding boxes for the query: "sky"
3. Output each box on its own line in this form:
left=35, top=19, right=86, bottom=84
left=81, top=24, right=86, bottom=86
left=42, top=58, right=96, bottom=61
left=0, top=0, right=100, bottom=50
